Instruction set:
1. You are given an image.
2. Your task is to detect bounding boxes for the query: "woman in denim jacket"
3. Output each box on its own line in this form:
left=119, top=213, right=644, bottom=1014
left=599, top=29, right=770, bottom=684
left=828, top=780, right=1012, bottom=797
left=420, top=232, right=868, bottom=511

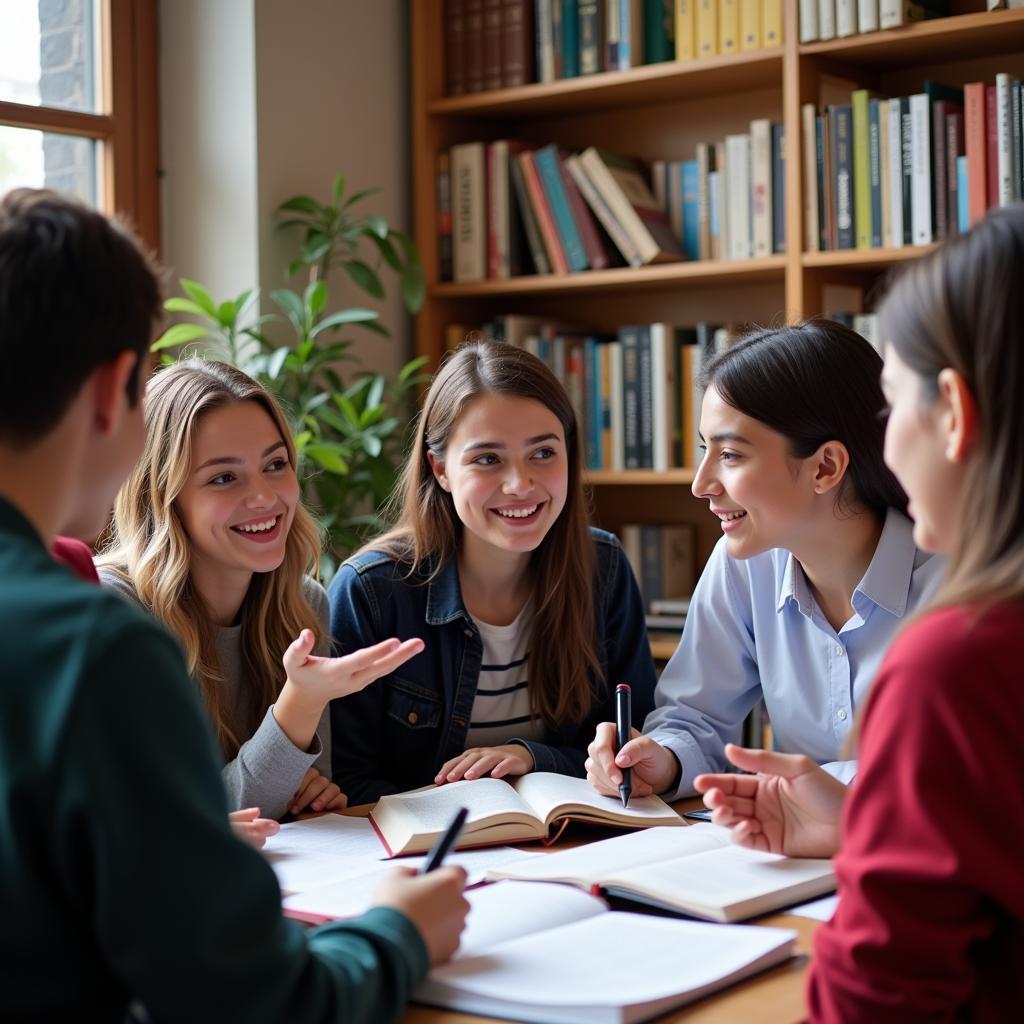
left=328, top=340, right=656, bottom=805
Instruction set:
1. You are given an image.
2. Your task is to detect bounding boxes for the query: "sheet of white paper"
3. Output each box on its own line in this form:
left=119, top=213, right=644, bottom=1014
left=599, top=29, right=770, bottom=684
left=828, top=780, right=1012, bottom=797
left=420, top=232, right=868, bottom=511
left=456, top=881, right=606, bottom=958
left=788, top=894, right=839, bottom=920
left=261, top=815, right=386, bottom=894
left=282, top=846, right=537, bottom=920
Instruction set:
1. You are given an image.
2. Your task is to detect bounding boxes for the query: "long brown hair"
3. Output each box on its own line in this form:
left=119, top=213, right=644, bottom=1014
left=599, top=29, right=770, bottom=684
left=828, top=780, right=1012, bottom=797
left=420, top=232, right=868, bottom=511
left=98, top=359, right=322, bottom=758
left=878, top=204, right=1024, bottom=608
left=367, top=340, right=601, bottom=726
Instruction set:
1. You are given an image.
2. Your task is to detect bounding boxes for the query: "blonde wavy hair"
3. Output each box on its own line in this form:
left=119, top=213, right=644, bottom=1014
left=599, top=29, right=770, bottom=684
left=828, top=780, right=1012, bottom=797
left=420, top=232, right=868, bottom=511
left=98, top=359, right=322, bottom=758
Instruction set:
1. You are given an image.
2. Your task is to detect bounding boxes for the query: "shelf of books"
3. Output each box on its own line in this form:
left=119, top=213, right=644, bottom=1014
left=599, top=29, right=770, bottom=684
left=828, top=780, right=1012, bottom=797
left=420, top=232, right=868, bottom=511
left=412, top=0, right=1024, bottom=663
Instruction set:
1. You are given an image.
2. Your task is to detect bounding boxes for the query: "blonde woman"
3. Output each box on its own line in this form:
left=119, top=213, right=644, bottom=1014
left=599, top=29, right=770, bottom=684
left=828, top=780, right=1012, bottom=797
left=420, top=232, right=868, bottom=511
left=98, top=360, right=422, bottom=819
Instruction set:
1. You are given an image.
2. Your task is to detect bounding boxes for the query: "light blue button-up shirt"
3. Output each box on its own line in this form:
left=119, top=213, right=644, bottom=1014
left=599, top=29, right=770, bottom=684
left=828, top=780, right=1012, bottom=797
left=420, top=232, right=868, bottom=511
left=646, top=508, right=945, bottom=798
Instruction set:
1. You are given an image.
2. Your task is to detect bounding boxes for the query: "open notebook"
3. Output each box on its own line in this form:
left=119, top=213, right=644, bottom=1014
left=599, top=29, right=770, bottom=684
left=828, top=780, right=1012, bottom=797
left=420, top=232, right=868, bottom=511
left=416, top=881, right=797, bottom=1024
left=370, top=772, right=682, bottom=856
left=486, top=821, right=836, bottom=922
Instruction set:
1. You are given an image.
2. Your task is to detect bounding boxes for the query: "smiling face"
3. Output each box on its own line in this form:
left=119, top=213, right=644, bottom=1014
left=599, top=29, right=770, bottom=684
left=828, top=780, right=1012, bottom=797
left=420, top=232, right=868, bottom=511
left=428, top=392, right=569, bottom=565
left=175, top=399, right=300, bottom=586
left=691, top=385, right=824, bottom=559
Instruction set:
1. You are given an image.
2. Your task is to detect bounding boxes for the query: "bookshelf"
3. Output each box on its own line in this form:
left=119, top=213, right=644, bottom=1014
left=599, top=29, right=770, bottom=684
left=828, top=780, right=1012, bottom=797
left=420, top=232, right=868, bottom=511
left=411, top=0, right=1024, bottom=661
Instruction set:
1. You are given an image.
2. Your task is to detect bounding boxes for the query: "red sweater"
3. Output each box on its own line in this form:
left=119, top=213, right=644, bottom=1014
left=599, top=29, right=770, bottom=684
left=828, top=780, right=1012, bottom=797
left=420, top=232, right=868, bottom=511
left=808, top=603, right=1024, bottom=1022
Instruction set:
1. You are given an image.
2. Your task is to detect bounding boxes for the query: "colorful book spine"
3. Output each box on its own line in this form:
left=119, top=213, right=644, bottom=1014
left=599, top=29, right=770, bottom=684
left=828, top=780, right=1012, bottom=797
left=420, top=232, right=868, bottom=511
left=762, top=0, right=782, bottom=44
left=868, top=98, right=882, bottom=248
left=740, top=0, right=761, bottom=49
left=483, top=0, right=505, bottom=91
left=645, top=0, right=675, bottom=63
left=852, top=90, right=872, bottom=249
left=772, top=122, right=786, bottom=253
left=680, top=160, right=700, bottom=260
left=696, top=0, right=718, bottom=56
left=559, top=156, right=610, bottom=269
left=502, top=0, right=535, bottom=86
left=619, top=326, right=642, bottom=469
left=831, top=105, right=854, bottom=250
left=531, top=147, right=587, bottom=272
left=910, top=92, right=932, bottom=245
left=957, top=155, right=969, bottom=233
left=886, top=98, right=903, bottom=247
left=675, top=0, right=696, bottom=58
left=720, top=0, right=740, bottom=53
left=517, top=150, right=570, bottom=273
left=447, top=0, right=467, bottom=95
left=509, top=155, right=551, bottom=274
left=437, top=152, right=453, bottom=282
left=964, top=82, right=987, bottom=227
left=578, top=0, right=603, bottom=73
left=561, top=0, right=580, bottom=77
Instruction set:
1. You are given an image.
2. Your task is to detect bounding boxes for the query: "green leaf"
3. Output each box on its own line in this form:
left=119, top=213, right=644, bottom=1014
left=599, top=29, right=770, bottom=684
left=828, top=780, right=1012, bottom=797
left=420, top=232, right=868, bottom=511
left=235, top=287, right=259, bottom=319
left=323, top=367, right=344, bottom=393
left=164, top=297, right=211, bottom=318
left=271, top=289, right=305, bottom=331
left=367, top=232, right=401, bottom=271
left=294, top=430, right=312, bottom=449
left=361, top=434, right=383, bottom=458
left=216, top=300, right=237, bottom=327
left=335, top=394, right=361, bottom=425
left=302, top=391, right=331, bottom=415
left=342, top=186, right=381, bottom=210
left=356, top=318, right=389, bottom=337
left=180, top=279, right=218, bottom=317
left=398, top=355, right=430, bottom=384
left=302, top=237, right=332, bottom=266
left=332, top=173, right=346, bottom=208
left=266, top=345, right=291, bottom=380
left=310, top=308, right=378, bottom=337
left=345, top=260, right=385, bottom=300
left=151, top=322, right=210, bottom=351
left=278, top=195, right=322, bottom=214
left=400, top=258, right=426, bottom=313
left=363, top=215, right=389, bottom=239
left=306, top=443, right=350, bottom=474
left=314, top=405, right=351, bottom=435
left=365, top=375, right=385, bottom=410
left=305, top=280, right=328, bottom=318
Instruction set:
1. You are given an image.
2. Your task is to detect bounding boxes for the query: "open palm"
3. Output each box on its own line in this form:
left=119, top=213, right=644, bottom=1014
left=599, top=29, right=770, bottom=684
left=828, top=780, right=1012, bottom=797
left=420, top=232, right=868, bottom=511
left=693, top=744, right=846, bottom=858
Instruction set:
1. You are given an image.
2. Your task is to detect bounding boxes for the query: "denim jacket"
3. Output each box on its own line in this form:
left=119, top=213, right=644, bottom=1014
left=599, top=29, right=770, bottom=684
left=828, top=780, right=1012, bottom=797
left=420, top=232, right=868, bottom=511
left=328, top=527, right=656, bottom=805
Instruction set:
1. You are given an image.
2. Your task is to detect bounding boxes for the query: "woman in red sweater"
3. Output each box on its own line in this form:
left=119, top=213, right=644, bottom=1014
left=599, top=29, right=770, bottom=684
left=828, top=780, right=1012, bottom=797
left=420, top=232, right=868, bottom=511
left=694, top=205, right=1024, bottom=1021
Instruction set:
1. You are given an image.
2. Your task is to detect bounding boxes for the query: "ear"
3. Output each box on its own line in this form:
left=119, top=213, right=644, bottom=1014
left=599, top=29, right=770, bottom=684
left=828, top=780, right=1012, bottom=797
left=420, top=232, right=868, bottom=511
left=426, top=448, right=451, bottom=492
left=809, top=440, right=850, bottom=496
left=936, top=368, right=978, bottom=463
left=91, top=350, right=140, bottom=436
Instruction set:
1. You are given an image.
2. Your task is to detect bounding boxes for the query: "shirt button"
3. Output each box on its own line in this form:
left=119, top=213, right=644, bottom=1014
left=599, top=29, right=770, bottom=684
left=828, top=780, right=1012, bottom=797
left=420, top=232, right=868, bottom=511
left=835, top=646, right=844, bottom=656
left=837, top=709, right=848, bottom=721
left=407, top=711, right=418, bottom=725
left=464, top=628, right=473, bottom=638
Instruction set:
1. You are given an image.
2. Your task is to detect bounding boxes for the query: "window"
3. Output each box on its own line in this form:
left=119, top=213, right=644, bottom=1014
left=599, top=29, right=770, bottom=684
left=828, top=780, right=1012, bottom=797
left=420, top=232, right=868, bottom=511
left=0, top=0, right=159, bottom=250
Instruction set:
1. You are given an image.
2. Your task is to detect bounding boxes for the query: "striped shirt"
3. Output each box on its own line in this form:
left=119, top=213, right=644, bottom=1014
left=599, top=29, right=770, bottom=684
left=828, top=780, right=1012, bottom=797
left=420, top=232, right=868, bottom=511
left=464, top=602, right=544, bottom=748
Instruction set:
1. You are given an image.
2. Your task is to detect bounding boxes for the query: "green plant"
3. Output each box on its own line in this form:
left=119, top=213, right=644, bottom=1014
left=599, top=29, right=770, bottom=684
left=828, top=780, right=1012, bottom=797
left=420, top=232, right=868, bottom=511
left=153, top=176, right=430, bottom=579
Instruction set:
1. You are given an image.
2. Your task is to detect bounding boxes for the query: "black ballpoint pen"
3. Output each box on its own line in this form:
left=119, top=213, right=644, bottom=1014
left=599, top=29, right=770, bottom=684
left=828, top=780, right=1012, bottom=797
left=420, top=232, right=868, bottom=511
left=420, top=806, right=469, bottom=873
left=615, top=683, right=632, bottom=808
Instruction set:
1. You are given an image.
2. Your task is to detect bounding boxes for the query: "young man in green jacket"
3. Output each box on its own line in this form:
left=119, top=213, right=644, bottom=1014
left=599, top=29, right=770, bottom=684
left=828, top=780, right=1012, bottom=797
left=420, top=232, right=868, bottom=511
left=0, top=188, right=468, bottom=1023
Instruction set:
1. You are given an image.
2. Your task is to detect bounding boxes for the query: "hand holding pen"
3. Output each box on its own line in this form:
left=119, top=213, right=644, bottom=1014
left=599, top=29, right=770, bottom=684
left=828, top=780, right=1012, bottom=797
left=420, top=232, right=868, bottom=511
left=615, top=683, right=632, bottom=807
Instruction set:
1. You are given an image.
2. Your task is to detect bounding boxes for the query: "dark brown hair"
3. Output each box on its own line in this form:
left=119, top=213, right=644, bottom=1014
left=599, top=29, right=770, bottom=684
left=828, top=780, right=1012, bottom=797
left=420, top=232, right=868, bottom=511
left=701, top=319, right=908, bottom=518
left=367, top=340, right=601, bottom=726
left=0, top=189, right=161, bottom=443
left=878, top=204, right=1024, bottom=607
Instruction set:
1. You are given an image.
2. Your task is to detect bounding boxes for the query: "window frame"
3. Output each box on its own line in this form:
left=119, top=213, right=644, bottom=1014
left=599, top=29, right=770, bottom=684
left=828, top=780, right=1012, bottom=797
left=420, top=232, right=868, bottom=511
left=0, top=0, right=160, bottom=251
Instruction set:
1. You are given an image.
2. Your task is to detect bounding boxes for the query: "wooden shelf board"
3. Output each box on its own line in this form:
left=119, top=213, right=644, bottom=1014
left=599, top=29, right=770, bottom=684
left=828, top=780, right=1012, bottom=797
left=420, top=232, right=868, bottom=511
left=433, top=257, right=787, bottom=298
left=802, top=244, right=938, bottom=269
left=650, top=636, right=682, bottom=660
left=427, top=49, right=784, bottom=118
left=586, top=469, right=696, bottom=486
left=799, top=9, right=1024, bottom=65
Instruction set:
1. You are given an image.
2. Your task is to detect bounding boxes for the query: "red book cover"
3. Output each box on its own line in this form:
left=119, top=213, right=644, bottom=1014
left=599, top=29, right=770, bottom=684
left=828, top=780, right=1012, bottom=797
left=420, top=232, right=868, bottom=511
left=445, top=0, right=466, bottom=96
left=517, top=151, right=570, bottom=274
left=964, top=83, right=987, bottom=227
left=558, top=153, right=612, bottom=270
left=986, top=83, right=998, bottom=212
left=501, top=0, right=535, bottom=87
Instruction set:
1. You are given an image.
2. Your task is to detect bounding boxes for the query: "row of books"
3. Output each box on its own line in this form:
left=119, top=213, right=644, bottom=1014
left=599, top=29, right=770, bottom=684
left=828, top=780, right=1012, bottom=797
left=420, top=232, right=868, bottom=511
left=652, top=120, right=786, bottom=261
left=621, top=523, right=697, bottom=610
left=443, top=0, right=785, bottom=97
left=798, top=0, right=948, bottom=41
left=803, top=76, right=1024, bottom=253
left=446, top=315, right=739, bottom=469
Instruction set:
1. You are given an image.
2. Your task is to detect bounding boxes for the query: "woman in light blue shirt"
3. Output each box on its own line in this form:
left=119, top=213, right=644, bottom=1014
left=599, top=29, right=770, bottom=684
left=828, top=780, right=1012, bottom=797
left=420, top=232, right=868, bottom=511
left=586, top=320, right=945, bottom=799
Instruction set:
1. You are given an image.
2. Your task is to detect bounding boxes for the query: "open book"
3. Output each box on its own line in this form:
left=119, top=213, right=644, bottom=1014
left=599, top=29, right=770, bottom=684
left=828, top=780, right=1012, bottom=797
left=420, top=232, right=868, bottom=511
left=416, top=881, right=797, bottom=1024
left=369, top=772, right=683, bottom=856
left=486, top=821, right=836, bottom=922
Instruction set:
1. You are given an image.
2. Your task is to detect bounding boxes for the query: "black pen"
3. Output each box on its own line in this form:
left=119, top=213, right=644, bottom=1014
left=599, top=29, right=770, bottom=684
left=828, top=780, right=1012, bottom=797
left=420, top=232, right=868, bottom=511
left=615, top=683, right=632, bottom=808
left=420, top=806, right=469, bottom=873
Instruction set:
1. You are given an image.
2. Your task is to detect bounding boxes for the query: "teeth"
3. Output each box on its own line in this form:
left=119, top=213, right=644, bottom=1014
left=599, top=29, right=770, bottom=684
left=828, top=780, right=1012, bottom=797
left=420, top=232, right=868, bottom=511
left=720, top=511, right=747, bottom=522
left=236, top=517, right=277, bottom=533
left=496, top=505, right=538, bottom=519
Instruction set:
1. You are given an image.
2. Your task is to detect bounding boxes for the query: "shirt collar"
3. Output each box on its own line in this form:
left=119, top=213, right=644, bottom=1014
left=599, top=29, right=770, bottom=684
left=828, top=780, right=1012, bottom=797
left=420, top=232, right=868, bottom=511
left=425, top=555, right=472, bottom=627
left=776, top=508, right=919, bottom=619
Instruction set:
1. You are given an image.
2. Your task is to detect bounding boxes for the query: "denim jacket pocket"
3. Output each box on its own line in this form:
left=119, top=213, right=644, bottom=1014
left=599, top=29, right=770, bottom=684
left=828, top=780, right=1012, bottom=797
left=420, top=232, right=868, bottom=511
left=385, top=676, right=443, bottom=731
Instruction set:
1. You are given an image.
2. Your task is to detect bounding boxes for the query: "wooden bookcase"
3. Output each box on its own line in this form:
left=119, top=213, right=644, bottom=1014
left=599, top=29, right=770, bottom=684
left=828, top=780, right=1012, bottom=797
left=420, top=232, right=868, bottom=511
left=410, top=0, right=1024, bottom=658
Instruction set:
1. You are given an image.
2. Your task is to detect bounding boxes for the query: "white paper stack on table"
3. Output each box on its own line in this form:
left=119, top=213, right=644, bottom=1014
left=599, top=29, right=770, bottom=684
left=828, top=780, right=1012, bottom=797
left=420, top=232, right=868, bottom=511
left=416, top=880, right=798, bottom=1024
left=486, top=821, right=836, bottom=922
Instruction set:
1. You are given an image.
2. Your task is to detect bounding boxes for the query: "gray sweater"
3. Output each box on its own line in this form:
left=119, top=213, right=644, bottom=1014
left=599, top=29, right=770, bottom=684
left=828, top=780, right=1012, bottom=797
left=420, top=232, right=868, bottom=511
left=99, top=569, right=332, bottom=819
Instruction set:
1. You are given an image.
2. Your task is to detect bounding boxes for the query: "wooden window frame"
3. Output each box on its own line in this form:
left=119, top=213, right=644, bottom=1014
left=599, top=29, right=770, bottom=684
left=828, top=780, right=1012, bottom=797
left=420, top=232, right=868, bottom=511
left=0, top=0, right=160, bottom=252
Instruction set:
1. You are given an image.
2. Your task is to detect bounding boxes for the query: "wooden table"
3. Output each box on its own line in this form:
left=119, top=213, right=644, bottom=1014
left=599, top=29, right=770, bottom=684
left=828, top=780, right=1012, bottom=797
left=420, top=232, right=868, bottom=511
left=335, top=799, right=821, bottom=1024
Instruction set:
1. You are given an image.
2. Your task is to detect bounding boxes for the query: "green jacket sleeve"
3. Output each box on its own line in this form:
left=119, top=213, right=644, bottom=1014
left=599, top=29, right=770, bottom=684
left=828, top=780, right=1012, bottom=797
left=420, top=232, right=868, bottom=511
left=55, top=619, right=428, bottom=1024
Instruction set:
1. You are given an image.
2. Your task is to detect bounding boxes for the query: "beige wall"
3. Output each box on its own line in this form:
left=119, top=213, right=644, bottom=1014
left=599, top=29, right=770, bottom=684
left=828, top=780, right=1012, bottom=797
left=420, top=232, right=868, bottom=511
left=160, top=0, right=411, bottom=375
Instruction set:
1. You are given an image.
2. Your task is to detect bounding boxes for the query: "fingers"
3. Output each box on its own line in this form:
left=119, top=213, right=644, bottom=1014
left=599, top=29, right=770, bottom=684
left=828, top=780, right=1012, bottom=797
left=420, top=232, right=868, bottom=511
left=282, top=628, right=317, bottom=673
left=723, top=743, right=813, bottom=779
left=309, top=782, right=342, bottom=813
left=436, top=750, right=497, bottom=784
left=586, top=722, right=622, bottom=787
left=693, top=770, right=760, bottom=799
left=228, top=806, right=262, bottom=823
left=322, top=789, right=348, bottom=811
left=290, top=770, right=332, bottom=814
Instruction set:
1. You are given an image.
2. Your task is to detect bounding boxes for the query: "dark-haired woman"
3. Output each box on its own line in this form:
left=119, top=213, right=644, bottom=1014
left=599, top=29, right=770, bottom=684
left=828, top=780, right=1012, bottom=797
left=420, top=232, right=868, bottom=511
left=587, top=320, right=944, bottom=801
left=328, top=341, right=656, bottom=805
